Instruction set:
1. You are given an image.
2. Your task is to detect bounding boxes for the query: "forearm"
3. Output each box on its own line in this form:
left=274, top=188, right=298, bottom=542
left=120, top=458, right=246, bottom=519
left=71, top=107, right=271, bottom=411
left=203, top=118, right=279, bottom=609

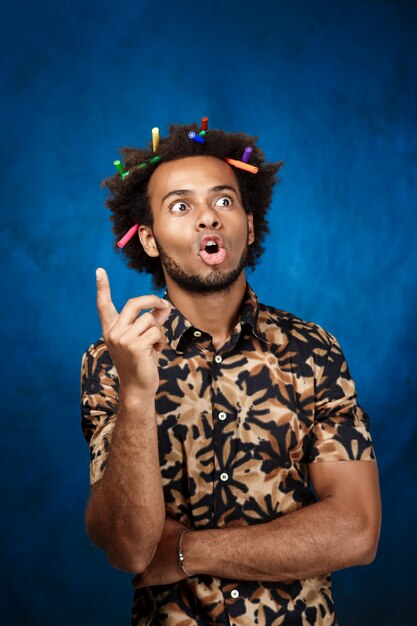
left=185, top=497, right=375, bottom=581
left=86, top=390, right=165, bottom=572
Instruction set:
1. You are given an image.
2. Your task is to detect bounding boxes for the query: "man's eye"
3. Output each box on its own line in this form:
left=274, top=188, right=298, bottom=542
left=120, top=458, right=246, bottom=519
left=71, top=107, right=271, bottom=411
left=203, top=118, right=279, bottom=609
left=170, top=201, right=188, bottom=212
left=215, top=196, right=232, bottom=207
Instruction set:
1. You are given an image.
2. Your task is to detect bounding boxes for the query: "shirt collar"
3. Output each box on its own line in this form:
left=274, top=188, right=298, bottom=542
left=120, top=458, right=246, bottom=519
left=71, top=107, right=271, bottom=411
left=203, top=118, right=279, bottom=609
left=161, top=281, right=270, bottom=354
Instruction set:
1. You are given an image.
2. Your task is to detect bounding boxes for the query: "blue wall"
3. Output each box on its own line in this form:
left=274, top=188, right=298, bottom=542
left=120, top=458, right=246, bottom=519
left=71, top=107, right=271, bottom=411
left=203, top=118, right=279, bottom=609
left=2, top=1, right=416, bottom=623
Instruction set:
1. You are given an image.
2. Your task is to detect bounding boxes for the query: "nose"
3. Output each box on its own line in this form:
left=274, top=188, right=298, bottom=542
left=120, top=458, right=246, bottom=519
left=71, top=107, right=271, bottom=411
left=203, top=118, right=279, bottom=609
left=195, top=203, right=221, bottom=230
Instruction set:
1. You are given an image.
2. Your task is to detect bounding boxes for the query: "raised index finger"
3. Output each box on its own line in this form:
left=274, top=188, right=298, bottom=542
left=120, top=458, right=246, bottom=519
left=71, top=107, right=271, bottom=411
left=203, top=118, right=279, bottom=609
left=96, top=267, right=119, bottom=333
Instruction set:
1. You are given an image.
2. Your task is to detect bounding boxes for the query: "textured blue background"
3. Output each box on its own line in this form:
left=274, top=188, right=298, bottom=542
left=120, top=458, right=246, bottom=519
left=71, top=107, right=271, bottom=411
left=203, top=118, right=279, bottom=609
left=1, top=0, right=416, bottom=624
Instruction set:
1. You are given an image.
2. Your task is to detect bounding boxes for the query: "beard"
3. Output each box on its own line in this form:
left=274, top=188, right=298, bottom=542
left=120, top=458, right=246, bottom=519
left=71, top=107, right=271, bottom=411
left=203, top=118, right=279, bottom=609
left=153, top=232, right=250, bottom=296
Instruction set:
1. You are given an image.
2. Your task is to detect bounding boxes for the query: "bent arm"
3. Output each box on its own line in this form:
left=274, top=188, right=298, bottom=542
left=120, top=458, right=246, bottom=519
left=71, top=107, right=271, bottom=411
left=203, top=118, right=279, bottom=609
left=85, top=392, right=165, bottom=574
left=184, top=460, right=381, bottom=581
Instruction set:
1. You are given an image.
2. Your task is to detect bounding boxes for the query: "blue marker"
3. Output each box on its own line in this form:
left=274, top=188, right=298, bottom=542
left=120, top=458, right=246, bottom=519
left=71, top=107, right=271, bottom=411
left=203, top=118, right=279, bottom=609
left=188, top=131, right=204, bottom=144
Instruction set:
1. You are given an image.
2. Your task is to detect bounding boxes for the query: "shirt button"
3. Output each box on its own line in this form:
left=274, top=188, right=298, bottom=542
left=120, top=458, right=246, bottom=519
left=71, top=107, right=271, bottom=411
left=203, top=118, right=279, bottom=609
left=231, top=589, right=239, bottom=598
left=220, top=472, right=229, bottom=481
left=193, top=330, right=202, bottom=337
left=218, top=412, right=227, bottom=421
left=214, top=355, right=223, bottom=363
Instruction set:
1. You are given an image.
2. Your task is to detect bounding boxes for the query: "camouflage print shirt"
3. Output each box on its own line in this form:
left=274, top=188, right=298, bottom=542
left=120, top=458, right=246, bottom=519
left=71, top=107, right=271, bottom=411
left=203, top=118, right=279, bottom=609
left=81, top=281, right=376, bottom=626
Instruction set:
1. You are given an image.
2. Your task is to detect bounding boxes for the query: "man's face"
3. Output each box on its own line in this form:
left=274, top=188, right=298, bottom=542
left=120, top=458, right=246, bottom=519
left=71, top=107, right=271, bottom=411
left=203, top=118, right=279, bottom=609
left=140, top=156, right=255, bottom=295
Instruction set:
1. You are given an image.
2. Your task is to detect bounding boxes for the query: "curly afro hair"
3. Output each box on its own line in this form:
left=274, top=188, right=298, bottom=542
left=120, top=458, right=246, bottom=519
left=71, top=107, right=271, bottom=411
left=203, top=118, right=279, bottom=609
left=101, top=122, right=283, bottom=290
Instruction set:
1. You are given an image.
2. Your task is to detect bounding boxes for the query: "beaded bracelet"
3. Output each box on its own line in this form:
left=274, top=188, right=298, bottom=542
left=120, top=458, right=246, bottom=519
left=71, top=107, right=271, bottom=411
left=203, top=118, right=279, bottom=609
left=177, top=530, right=193, bottom=577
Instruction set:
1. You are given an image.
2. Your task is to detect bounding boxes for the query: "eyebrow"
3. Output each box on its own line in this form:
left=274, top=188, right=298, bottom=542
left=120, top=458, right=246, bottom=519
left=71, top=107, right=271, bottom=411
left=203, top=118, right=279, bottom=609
left=161, top=185, right=239, bottom=206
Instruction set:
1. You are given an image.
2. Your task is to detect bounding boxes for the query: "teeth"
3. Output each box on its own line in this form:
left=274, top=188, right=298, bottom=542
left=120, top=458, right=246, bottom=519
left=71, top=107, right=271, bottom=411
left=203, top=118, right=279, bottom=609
left=201, top=238, right=221, bottom=252
left=204, top=240, right=219, bottom=254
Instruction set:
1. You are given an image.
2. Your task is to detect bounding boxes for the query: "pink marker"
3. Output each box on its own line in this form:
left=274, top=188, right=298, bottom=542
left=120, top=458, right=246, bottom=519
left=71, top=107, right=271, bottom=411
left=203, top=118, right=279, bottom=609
left=117, top=224, right=139, bottom=248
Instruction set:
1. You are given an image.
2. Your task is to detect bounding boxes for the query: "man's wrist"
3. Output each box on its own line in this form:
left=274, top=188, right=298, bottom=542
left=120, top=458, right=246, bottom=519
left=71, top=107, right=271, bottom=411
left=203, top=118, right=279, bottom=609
left=181, top=529, right=211, bottom=576
left=118, top=387, right=156, bottom=415
left=177, top=530, right=193, bottom=576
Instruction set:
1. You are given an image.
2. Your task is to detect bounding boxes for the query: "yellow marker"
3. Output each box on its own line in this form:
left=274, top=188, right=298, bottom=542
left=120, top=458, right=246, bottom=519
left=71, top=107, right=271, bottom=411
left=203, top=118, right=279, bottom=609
left=152, top=127, right=160, bottom=152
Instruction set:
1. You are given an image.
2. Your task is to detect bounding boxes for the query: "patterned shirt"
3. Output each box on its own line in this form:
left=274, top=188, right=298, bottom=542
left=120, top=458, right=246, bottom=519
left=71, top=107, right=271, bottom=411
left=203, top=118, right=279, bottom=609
left=80, top=281, right=376, bottom=626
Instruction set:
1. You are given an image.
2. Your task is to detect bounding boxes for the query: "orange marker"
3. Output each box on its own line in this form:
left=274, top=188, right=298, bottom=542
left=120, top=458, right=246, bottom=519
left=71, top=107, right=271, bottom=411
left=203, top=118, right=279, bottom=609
left=225, top=158, right=258, bottom=174
left=117, top=224, right=139, bottom=248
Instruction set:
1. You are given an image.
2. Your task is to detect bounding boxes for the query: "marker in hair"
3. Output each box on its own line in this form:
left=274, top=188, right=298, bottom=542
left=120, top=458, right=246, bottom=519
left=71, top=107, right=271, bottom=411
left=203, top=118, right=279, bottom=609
left=188, top=131, right=204, bottom=144
left=114, top=160, right=130, bottom=179
left=241, top=147, right=252, bottom=163
left=201, top=116, right=208, bottom=131
left=114, top=160, right=124, bottom=175
left=152, top=127, right=160, bottom=152
left=133, top=156, right=162, bottom=171
left=225, top=157, right=258, bottom=174
left=117, top=224, right=139, bottom=248
left=199, top=130, right=206, bottom=137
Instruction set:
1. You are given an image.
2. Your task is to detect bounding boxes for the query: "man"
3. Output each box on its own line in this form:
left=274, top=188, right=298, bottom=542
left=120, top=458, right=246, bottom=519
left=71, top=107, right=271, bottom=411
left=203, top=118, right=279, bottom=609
left=81, top=121, right=381, bottom=625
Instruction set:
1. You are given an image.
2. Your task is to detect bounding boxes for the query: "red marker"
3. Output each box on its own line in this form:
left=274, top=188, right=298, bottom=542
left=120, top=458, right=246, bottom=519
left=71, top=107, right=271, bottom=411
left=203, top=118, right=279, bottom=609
left=201, top=116, right=208, bottom=131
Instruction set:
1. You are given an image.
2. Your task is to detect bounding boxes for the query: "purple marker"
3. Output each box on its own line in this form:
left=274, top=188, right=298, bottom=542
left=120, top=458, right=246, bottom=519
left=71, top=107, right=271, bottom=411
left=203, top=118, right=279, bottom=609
left=188, top=131, right=204, bottom=144
left=241, top=147, right=252, bottom=163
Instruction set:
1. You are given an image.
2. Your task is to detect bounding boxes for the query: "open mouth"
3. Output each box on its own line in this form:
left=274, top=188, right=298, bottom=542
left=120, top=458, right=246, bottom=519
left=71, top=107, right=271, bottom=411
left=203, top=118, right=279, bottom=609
left=198, top=242, right=227, bottom=265
left=204, top=242, right=219, bottom=254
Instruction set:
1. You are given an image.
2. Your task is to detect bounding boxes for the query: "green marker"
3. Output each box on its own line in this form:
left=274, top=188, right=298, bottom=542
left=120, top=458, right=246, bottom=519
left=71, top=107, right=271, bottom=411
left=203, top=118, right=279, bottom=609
left=114, top=159, right=130, bottom=179
left=149, top=156, right=161, bottom=165
left=114, top=160, right=124, bottom=175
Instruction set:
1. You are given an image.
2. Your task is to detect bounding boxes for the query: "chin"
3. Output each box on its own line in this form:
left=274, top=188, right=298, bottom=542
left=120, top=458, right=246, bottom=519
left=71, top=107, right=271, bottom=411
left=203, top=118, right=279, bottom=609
left=160, top=245, right=247, bottom=291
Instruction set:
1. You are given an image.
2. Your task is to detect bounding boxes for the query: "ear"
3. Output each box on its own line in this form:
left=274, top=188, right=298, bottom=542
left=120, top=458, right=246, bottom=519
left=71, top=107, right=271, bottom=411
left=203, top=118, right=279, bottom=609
left=247, top=212, right=255, bottom=245
left=138, top=225, right=159, bottom=258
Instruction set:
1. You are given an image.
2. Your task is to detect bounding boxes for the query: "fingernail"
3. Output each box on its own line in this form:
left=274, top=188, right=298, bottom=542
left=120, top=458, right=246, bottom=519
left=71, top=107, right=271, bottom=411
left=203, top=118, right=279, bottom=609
left=96, top=269, right=102, bottom=281
left=160, top=299, right=170, bottom=306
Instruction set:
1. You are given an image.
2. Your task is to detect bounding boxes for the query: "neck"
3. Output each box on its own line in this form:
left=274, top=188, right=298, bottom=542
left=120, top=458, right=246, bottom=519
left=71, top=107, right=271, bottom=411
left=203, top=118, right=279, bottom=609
left=166, top=272, right=247, bottom=343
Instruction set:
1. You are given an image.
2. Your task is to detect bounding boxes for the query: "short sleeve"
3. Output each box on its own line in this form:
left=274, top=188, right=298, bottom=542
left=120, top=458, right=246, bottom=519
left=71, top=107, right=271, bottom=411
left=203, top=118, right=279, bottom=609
left=80, top=339, right=119, bottom=484
left=307, top=332, right=376, bottom=464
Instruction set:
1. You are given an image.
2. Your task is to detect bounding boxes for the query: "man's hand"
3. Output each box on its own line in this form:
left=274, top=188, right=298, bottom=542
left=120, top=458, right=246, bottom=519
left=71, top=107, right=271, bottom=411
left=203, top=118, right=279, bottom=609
left=84, top=270, right=172, bottom=572
left=95, top=267, right=172, bottom=397
left=131, top=518, right=190, bottom=589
